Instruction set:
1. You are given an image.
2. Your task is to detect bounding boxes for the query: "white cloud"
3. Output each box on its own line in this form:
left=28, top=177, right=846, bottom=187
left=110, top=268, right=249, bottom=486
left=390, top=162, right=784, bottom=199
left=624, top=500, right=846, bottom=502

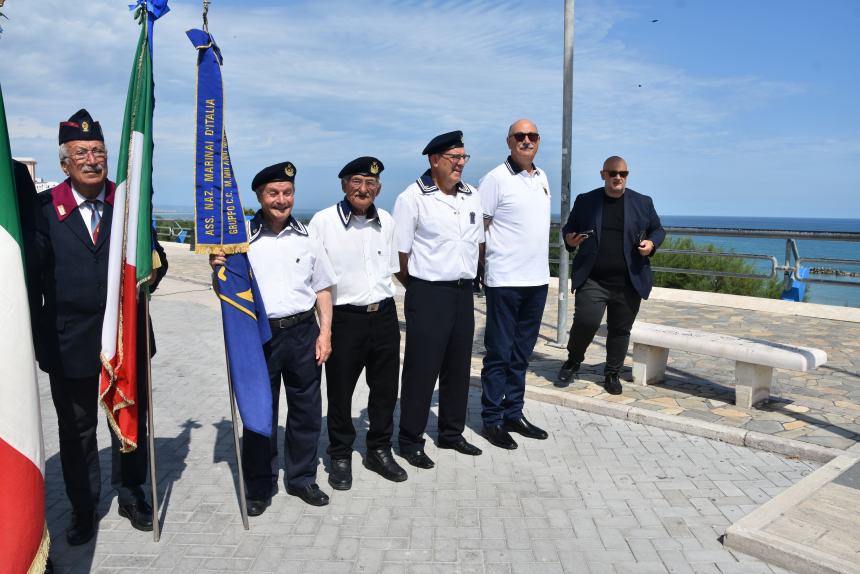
left=0, top=0, right=853, bottom=218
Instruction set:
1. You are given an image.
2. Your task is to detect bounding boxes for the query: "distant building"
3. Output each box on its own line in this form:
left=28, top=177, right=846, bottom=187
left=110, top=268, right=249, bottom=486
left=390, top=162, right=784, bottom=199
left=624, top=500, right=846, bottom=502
left=13, top=157, right=60, bottom=193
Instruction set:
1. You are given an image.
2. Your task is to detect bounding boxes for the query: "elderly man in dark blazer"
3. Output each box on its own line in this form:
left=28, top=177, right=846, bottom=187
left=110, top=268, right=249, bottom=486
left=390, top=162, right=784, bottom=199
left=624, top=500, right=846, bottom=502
left=30, top=109, right=167, bottom=545
left=557, top=156, right=664, bottom=395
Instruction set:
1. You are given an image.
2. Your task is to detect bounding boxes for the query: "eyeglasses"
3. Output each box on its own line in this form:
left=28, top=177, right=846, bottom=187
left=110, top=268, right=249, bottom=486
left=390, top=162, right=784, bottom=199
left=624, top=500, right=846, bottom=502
left=511, top=132, right=540, bottom=142
left=604, top=170, right=629, bottom=178
left=348, top=177, right=380, bottom=191
left=70, top=147, right=107, bottom=162
left=441, top=153, right=470, bottom=164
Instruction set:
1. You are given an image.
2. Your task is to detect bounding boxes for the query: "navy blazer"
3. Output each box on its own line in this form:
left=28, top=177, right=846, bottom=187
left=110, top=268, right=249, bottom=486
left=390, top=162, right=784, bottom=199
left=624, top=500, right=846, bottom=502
left=562, top=187, right=665, bottom=299
left=31, top=179, right=167, bottom=378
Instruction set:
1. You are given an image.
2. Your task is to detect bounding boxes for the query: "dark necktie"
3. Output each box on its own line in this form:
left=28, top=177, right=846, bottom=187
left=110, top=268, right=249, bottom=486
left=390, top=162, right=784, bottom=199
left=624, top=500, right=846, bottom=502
left=86, top=199, right=102, bottom=243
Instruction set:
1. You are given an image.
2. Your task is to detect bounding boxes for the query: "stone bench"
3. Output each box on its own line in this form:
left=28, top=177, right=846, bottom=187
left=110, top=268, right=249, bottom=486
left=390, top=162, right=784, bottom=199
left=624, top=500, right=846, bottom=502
left=598, top=322, right=827, bottom=408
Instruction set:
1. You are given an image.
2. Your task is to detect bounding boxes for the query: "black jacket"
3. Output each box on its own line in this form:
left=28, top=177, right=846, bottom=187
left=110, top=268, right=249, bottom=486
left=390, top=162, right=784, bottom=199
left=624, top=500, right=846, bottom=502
left=562, top=187, right=665, bottom=299
left=30, top=178, right=167, bottom=378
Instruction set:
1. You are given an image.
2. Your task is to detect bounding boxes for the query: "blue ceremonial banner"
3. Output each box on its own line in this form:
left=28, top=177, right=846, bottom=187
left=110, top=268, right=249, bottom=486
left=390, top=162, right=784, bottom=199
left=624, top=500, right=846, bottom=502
left=187, top=29, right=247, bottom=254
left=216, top=253, right=273, bottom=436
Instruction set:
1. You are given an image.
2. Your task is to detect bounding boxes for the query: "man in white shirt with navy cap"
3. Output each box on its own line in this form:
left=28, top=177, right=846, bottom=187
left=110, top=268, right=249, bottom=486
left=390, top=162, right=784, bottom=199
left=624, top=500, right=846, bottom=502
left=210, top=161, right=336, bottom=511
left=393, top=130, right=485, bottom=470
left=478, top=119, right=552, bottom=450
left=309, top=156, right=407, bottom=490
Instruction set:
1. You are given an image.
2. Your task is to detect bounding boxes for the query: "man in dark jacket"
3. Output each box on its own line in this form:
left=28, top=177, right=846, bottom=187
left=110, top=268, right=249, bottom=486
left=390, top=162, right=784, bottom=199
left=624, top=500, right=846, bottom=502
left=556, top=156, right=664, bottom=394
left=30, top=109, right=166, bottom=545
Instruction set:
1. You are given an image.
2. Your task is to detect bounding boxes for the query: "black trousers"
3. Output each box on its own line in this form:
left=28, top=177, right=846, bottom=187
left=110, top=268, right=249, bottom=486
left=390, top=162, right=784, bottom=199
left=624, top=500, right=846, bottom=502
left=326, top=302, right=401, bottom=459
left=398, top=279, right=474, bottom=454
left=567, top=278, right=642, bottom=375
left=242, top=315, right=321, bottom=498
left=48, top=372, right=148, bottom=514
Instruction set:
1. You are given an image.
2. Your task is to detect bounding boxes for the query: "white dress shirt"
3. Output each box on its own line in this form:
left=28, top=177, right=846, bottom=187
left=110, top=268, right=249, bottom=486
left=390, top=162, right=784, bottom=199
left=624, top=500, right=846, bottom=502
left=393, top=170, right=484, bottom=282
left=480, top=158, right=551, bottom=287
left=248, top=217, right=337, bottom=318
left=308, top=201, right=398, bottom=306
left=71, top=185, right=105, bottom=237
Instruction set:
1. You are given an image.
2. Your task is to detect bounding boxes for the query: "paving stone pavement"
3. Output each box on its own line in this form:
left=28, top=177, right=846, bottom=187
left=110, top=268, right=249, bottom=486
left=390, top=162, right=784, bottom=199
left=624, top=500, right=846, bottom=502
left=41, top=244, right=823, bottom=573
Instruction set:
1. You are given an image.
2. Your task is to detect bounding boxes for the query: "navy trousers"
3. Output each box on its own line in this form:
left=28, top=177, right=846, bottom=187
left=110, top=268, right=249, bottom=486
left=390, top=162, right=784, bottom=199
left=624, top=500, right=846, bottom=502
left=242, top=314, right=321, bottom=498
left=49, top=372, right=149, bottom=513
left=325, top=302, right=401, bottom=459
left=398, top=280, right=474, bottom=454
left=480, top=285, right=548, bottom=425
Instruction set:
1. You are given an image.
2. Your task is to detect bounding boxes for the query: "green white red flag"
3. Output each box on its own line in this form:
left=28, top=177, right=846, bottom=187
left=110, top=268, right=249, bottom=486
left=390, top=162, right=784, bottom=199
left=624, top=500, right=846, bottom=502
left=99, top=4, right=162, bottom=452
left=0, top=83, right=50, bottom=573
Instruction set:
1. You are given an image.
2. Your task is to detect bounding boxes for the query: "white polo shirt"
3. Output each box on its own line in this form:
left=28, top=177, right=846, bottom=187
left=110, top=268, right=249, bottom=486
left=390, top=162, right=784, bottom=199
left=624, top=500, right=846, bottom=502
left=308, top=200, right=398, bottom=306
left=247, top=216, right=337, bottom=318
left=393, top=170, right=484, bottom=282
left=479, top=157, right=551, bottom=287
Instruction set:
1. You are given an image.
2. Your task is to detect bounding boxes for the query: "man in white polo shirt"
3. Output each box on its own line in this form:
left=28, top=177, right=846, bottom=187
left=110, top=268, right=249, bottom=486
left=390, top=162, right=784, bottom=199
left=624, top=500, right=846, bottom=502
left=393, top=130, right=485, bottom=470
left=479, top=119, right=551, bottom=450
left=309, top=156, right=407, bottom=491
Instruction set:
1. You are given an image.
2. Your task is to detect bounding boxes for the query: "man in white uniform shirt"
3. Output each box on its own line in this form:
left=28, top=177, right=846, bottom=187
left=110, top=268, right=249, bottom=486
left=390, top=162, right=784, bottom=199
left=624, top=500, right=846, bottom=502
left=479, top=119, right=551, bottom=450
left=309, top=156, right=407, bottom=491
left=210, top=161, right=336, bottom=512
left=393, top=130, right=485, bottom=469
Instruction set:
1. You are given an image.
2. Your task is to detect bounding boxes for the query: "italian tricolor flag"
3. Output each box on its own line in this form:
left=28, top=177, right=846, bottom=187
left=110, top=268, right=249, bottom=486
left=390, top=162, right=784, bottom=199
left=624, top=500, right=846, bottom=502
left=0, top=85, right=50, bottom=572
left=99, top=9, right=158, bottom=453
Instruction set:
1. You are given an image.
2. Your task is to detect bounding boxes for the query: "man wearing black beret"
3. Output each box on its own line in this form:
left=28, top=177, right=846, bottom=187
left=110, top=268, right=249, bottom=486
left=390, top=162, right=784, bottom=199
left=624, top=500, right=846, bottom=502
left=309, top=156, right=407, bottom=490
left=210, top=161, right=336, bottom=510
left=392, top=131, right=485, bottom=469
left=30, top=109, right=167, bottom=545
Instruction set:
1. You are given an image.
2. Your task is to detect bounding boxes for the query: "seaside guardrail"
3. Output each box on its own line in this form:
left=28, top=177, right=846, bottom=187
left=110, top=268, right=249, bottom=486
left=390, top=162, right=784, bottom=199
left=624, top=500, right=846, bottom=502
left=658, top=227, right=860, bottom=289
left=153, top=211, right=859, bottom=304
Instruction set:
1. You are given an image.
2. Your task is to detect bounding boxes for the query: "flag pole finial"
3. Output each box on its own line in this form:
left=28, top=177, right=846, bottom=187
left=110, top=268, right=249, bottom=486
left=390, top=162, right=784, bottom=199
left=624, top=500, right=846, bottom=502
left=202, top=0, right=210, bottom=32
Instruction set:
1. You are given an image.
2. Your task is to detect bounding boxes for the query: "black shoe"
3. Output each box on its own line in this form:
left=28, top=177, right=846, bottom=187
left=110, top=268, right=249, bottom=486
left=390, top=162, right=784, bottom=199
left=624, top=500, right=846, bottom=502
left=504, top=416, right=549, bottom=440
left=118, top=499, right=153, bottom=532
left=481, top=424, right=518, bottom=450
left=404, top=449, right=435, bottom=469
left=287, top=483, right=330, bottom=507
left=556, top=359, right=579, bottom=387
left=437, top=438, right=482, bottom=456
left=365, top=448, right=408, bottom=482
left=66, top=509, right=97, bottom=546
left=604, top=373, right=623, bottom=395
left=328, top=457, right=353, bottom=491
left=246, top=497, right=272, bottom=517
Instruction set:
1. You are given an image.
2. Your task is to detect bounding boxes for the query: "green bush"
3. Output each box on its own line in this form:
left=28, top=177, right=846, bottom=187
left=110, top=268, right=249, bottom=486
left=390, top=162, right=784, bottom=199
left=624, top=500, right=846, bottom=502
left=549, top=229, right=786, bottom=299
left=651, top=237, right=784, bottom=298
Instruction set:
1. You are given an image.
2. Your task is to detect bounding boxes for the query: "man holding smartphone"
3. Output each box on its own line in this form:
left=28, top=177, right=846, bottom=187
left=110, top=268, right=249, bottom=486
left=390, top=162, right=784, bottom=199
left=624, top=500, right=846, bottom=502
left=556, top=156, right=665, bottom=395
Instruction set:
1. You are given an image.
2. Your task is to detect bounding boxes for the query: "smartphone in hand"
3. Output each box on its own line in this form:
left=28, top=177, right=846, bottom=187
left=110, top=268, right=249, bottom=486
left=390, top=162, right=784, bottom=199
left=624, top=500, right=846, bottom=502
left=577, top=229, right=595, bottom=238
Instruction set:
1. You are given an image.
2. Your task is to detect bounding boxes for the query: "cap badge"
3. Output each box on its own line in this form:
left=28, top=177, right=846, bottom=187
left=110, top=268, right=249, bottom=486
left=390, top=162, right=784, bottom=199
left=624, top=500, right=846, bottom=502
left=370, top=161, right=379, bottom=175
left=285, top=164, right=295, bottom=177
left=81, top=121, right=90, bottom=133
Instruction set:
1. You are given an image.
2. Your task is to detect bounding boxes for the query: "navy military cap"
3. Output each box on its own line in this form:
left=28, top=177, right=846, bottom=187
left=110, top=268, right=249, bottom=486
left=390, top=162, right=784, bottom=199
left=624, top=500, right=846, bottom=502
left=338, top=156, right=384, bottom=179
left=252, top=161, right=297, bottom=191
left=422, top=130, right=464, bottom=155
left=58, top=109, right=104, bottom=144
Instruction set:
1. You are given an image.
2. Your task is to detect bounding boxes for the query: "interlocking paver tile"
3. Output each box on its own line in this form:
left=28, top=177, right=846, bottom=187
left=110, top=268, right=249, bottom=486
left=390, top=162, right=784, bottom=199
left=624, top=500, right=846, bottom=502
left=38, top=251, right=833, bottom=572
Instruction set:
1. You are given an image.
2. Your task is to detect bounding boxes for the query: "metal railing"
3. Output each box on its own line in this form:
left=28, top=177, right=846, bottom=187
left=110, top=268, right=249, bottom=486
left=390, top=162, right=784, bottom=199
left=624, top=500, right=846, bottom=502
left=658, top=227, right=860, bottom=289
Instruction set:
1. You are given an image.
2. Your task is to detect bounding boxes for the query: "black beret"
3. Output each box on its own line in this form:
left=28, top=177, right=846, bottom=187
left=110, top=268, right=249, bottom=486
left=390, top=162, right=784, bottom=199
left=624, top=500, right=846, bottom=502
left=338, top=156, right=384, bottom=179
left=252, top=161, right=297, bottom=191
left=422, top=130, right=464, bottom=155
left=59, top=109, right=104, bottom=144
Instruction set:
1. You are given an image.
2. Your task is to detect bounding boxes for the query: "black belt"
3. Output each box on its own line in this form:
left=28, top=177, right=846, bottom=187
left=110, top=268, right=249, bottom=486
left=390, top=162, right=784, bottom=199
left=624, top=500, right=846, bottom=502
left=268, top=309, right=315, bottom=330
left=334, top=297, right=394, bottom=314
left=411, top=277, right=473, bottom=288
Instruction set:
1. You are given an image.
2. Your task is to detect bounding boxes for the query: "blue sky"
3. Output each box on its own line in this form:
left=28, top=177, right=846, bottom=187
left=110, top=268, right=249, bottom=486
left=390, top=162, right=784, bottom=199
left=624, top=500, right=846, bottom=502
left=1, top=0, right=858, bottom=218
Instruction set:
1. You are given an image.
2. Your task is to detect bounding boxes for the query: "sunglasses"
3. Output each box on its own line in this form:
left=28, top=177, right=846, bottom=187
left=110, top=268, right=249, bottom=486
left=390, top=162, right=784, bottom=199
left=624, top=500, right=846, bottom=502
left=511, top=132, right=540, bottom=142
left=604, top=170, right=629, bottom=178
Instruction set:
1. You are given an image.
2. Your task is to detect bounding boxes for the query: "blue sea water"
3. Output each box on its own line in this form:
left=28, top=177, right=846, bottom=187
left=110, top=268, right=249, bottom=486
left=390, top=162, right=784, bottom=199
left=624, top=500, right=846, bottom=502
left=660, top=216, right=860, bottom=308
